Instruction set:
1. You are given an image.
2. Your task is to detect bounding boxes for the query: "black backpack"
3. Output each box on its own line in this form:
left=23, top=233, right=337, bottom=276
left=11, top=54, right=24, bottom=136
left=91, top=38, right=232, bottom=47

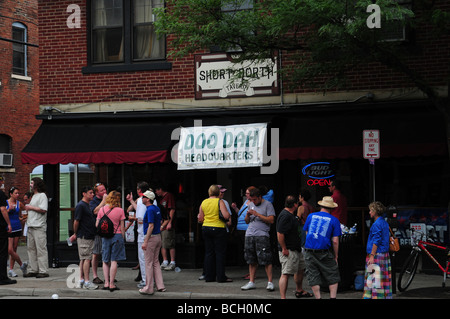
left=97, top=208, right=115, bottom=238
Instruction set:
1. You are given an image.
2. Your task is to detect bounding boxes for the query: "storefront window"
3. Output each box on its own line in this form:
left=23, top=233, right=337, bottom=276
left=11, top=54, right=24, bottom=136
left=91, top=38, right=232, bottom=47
left=31, top=164, right=95, bottom=241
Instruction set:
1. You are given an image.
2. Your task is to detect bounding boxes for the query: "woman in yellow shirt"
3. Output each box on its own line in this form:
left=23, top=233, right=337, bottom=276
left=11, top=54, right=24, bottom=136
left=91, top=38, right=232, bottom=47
left=198, top=185, right=232, bottom=282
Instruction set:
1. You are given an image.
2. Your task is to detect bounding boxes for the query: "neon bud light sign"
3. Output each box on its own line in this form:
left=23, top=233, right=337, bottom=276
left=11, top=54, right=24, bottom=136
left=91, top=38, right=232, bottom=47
left=302, top=162, right=335, bottom=186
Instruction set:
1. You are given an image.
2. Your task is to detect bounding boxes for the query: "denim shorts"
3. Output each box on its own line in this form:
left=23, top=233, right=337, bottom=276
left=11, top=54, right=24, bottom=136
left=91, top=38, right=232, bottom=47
left=102, top=233, right=126, bottom=263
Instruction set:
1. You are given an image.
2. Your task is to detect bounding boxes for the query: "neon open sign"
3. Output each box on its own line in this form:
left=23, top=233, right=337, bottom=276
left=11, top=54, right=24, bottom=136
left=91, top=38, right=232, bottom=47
left=302, top=162, right=335, bottom=186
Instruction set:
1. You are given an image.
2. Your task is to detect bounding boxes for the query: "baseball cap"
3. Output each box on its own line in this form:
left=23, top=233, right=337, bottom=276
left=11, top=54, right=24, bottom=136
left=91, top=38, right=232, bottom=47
left=142, top=190, right=155, bottom=200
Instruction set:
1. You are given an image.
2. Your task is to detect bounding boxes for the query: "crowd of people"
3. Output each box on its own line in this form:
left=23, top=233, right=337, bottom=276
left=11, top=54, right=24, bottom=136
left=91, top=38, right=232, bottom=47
left=70, top=181, right=176, bottom=294
left=198, top=183, right=393, bottom=299
left=0, top=175, right=393, bottom=299
left=1, top=176, right=50, bottom=286
left=0, top=176, right=176, bottom=296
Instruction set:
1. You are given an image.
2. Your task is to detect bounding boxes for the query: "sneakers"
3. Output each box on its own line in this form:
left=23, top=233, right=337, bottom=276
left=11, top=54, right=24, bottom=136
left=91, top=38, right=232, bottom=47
left=137, top=280, right=146, bottom=288
left=8, top=269, right=18, bottom=277
left=20, top=262, right=28, bottom=275
left=160, top=261, right=169, bottom=270
left=9, top=262, right=29, bottom=277
left=241, top=281, right=256, bottom=290
left=241, top=281, right=275, bottom=291
left=83, top=281, right=99, bottom=290
left=161, top=261, right=176, bottom=271
left=165, top=262, right=176, bottom=271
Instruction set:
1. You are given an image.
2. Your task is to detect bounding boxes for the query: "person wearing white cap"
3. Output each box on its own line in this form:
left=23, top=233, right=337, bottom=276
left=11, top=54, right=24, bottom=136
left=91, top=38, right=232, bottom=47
left=139, top=190, right=166, bottom=295
left=303, top=196, right=342, bottom=299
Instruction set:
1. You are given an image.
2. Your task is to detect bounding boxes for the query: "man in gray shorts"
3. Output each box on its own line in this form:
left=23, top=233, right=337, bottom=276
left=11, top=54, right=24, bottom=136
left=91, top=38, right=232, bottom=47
left=241, top=187, right=276, bottom=291
left=71, top=186, right=98, bottom=290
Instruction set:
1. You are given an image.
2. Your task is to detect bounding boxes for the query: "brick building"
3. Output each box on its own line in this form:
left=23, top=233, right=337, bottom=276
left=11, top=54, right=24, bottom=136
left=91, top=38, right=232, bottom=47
left=23, top=0, right=450, bottom=272
left=0, top=0, right=40, bottom=195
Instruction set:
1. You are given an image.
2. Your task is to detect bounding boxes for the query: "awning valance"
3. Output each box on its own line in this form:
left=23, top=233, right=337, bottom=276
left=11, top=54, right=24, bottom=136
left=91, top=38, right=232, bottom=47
left=21, top=101, right=448, bottom=165
left=21, top=119, right=180, bottom=165
left=277, top=105, right=448, bottom=160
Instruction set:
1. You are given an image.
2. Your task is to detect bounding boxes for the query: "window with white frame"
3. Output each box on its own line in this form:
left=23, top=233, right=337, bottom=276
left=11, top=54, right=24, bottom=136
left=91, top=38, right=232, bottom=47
left=90, top=0, right=165, bottom=64
left=12, top=22, right=27, bottom=76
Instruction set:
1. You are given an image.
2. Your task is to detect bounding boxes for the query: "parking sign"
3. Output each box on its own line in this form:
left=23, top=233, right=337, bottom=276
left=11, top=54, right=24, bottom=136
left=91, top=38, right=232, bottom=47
left=363, top=130, right=380, bottom=159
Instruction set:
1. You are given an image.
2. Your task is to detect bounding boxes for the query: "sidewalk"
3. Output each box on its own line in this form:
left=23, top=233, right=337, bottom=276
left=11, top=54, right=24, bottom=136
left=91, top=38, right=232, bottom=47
left=1, top=246, right=449, bottom=299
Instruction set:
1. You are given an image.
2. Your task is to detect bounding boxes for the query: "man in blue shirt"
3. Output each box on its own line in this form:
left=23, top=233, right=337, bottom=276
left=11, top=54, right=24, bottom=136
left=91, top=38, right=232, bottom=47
left=303, top=196, right=342, bottom=299
left=139, top=190, right=166, bottom=295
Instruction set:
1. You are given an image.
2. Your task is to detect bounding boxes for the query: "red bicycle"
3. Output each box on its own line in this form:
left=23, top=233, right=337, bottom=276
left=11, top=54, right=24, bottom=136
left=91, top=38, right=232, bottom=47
left=398, top=229, right=450, bottom=292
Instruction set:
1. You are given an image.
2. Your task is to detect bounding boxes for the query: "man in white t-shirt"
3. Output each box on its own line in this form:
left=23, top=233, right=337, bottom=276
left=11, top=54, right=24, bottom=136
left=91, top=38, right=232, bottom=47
left=24, top=177, right=49, bottom=278
left=127, top=181, right=150, bottom=288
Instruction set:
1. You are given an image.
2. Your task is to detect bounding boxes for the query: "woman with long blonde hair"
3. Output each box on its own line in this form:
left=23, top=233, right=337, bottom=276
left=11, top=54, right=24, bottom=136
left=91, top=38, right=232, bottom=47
left=96, top=190, right=126, bottom=291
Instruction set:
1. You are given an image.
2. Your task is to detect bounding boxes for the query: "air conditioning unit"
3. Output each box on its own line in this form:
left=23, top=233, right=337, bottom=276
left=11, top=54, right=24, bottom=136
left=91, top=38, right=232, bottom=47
left=380, top=19, right=409, bottom=42
left=380, top=2, right=412, bottom=42
left=0, top=153, right=13, bottom=167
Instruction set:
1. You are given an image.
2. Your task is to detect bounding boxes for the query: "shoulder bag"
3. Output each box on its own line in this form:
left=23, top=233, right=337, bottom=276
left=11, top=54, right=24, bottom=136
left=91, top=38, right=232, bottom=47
left=389, top=227, right=400, bottom=252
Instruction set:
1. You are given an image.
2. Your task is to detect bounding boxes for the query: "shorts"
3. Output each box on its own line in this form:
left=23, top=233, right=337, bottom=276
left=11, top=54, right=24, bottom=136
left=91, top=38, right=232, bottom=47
left=161, top=229, right=176, bottom=249
left=101, top=234, right=126, bottom=263
left=93, top=235, right=102, bottom=255
left=8, top=230, right=22, bottom=238
left=77, top=238, right=94, bottom=260
left=304, top=249, right=340, bottom=287
left=278, top=249, right=305, bottom=275
left=244, top=236, right=272, bottom=265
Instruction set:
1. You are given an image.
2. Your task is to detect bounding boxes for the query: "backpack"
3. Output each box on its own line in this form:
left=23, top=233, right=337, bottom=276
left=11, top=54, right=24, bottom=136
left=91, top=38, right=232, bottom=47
left=97, top=208, right=115, bottom=238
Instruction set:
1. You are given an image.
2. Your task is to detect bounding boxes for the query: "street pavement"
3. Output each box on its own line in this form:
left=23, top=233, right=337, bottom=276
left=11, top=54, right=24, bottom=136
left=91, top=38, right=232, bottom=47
left=1, top=245, right=449, bottom=300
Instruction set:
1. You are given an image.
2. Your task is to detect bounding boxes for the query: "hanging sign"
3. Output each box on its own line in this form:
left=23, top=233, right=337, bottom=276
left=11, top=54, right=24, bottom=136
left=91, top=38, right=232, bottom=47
left=195, top=53, right=279, bottom=99
left=178, top=123, right=267, bottom=170
left=363, top=130, right=380, bottom=159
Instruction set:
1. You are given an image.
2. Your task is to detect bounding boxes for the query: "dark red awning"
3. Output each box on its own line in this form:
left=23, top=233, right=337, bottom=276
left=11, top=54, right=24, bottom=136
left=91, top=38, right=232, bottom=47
left=21, top=118, right=178, bottom=165
left=22, top=102, right=448, bottom=165
left=277, top=104, right=448, bottom=160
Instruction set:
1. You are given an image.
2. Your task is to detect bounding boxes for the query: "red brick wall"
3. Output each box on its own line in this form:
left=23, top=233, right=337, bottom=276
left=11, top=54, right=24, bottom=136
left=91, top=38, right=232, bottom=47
left=279, top=3, right=450, bottom=94
left=0, top=0, right=40, bottom=196
left=39, top=0, right=196, bottom=106
left=38, top=0, right=449, bottom=105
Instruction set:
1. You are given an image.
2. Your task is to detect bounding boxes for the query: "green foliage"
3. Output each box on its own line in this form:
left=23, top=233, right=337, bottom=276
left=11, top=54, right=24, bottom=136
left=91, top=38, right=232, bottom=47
left=154, top=0, right=447, bottom=92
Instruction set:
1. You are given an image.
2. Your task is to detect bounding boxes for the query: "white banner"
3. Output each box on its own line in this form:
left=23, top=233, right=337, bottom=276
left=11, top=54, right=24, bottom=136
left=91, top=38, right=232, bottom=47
left=178, top=123, right=267, bottom=170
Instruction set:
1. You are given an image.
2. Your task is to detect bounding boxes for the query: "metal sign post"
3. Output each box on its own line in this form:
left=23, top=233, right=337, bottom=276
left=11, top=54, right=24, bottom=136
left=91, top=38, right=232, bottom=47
left=363, top=130, right=380, bottom=202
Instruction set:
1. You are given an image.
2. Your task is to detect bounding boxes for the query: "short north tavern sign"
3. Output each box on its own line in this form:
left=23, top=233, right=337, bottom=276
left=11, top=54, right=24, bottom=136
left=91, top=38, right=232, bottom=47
left=178, top=123, right=267, bottom=170
left=195, top=53, right=279, bottom=99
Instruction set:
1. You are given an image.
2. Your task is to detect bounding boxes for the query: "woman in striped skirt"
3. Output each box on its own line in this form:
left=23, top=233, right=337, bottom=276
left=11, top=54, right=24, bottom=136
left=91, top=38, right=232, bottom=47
left=363, top=201, right=392, bottom=299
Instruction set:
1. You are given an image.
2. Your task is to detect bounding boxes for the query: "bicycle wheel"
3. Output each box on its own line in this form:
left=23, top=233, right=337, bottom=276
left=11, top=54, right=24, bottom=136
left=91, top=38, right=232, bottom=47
left=398, top=250, right=420, bottom=292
